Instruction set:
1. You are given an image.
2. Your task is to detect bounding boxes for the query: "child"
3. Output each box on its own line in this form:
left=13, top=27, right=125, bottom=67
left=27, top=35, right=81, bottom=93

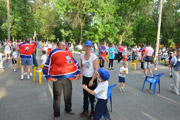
left=40, top=50, right=47, bottom=65
left=82, top=68, right=111, bottom=120
left=123, top=53, right=127, bottom=63
left=0, top=51, right=5, bottom=71
left=119, top=62, right=128, bottom=92
left=12, top=48, right=17, bottom=72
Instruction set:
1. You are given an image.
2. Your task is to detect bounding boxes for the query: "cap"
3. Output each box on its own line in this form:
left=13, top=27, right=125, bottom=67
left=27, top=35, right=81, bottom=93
left=170, top=52, right=173, bottom=54
left=84, top=40, right=93, bottom=47
left=98, top=68, right=110, bottom=81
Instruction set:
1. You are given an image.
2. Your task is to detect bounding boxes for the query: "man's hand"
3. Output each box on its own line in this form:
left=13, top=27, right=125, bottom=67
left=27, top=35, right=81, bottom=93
left=75, top=74, right=81, bottom=80
left=82, top=84, right=88, bottom=90
left=88, top=80, right=93, bottom=87
left=50, top=78, right=57, bottom=82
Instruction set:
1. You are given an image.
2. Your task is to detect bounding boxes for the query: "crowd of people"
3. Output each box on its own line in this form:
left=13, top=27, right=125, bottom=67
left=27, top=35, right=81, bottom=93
left=0, top=38, right=180, bottom=120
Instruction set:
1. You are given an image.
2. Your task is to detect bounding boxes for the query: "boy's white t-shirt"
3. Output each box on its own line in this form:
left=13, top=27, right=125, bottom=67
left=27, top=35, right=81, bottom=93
left=94, top=81, right=108, bottom=100
left=12, top=52, right=17, bottom=59
left=80, top=53, right=97, bottom=77
left=41, top=55, right=47, bottom=64
left=119, top=67, right=128, bottom=77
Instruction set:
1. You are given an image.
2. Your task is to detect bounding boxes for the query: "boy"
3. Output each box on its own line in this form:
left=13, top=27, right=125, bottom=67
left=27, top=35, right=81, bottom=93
left=0, top=51, right=5, bottom=71
left=12, top=48, right=17, bottom=72
left=119, top=62, right=128, bottom=92
left=82, top=68, right=111, bottom=120
left=40, top=50, right=47, bottom=65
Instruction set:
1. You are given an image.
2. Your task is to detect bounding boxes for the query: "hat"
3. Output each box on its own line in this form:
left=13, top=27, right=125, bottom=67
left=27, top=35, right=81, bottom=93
left=170, top=52, right=173, bottom=54
left=84, top=40, right=93, bottom=47
left=98, top=68, right=110, bottom=81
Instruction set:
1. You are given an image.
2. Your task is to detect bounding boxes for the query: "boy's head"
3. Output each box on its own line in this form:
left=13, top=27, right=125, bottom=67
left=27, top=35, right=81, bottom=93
left=123, top=62, right=128, bottom=68
left=42, top=50, right=46, bottom=55
left=97, top=68, right=110, bottom=82
left=13, top=48, right=16, bottom=52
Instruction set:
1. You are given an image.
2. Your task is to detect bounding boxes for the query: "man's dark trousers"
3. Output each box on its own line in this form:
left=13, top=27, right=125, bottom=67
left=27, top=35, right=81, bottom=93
left=53, top=78, right=72, bottom=117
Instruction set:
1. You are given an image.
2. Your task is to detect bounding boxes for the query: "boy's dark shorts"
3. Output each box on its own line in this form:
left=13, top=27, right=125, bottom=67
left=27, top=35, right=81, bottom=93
left=12, top=59, right=17, bottom=64
left=118, top=76, right=126, bottom=83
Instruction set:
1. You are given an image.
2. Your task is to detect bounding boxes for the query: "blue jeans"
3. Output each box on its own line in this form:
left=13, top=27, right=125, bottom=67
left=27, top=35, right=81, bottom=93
left=94, top=99, right=111, bottom=120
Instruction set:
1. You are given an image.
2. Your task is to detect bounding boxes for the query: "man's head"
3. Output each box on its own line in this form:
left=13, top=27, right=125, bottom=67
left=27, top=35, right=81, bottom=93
left=25, top=39, right=30, bottom=43
left=57, top=41, right=66, bottom=51
left=148, top=42, right=151, bottom=46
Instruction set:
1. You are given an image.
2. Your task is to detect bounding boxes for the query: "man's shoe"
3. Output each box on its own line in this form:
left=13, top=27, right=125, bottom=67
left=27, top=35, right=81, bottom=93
left=65, top=111, right=75, bottom=115
left=80, top=111, right=89, bottom=117
left=53, top=117, right=59, bottom=120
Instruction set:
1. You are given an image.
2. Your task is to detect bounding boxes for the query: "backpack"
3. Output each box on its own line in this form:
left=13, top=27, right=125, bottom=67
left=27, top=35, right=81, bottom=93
left=173, top=56, right=180, bottom=71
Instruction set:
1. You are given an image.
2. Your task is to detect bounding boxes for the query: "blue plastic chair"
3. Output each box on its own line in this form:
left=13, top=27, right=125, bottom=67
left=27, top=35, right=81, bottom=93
left=142, top=73, right=164, bottom=95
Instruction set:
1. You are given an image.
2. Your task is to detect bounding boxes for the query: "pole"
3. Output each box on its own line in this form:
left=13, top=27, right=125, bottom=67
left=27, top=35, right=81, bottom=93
left=155, top=0, right=163, bottom=58
left=7, top=0, right=10, bottom=40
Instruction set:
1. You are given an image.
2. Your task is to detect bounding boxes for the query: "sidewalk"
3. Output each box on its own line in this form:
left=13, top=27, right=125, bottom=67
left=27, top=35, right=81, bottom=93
left=0, top=54, right=180, bottom=120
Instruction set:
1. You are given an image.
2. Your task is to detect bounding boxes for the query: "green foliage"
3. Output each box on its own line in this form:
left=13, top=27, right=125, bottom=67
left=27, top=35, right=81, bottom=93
left=0, top=0, right=179, bottom=47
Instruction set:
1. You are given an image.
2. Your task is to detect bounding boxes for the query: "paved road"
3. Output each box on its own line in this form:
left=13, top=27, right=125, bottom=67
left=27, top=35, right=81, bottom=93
left=0, top=54, right=180, bottom=120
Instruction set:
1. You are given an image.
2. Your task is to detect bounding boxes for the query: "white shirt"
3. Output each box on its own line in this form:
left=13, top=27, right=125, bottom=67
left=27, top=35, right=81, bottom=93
left=41, top=55, right=47, bottom=65
left=12, top=52, right=17, bottom=59
left=94, top=81, right=108, bottom=100
left=80, top=53, right=97, bottom=77
left=4, top=42, right=11, bottom=52
left=119, top=67, right=128, bottom=77
left=0, top=53, right=3, bottom=61
left=48, top=44, right=52, bottom=48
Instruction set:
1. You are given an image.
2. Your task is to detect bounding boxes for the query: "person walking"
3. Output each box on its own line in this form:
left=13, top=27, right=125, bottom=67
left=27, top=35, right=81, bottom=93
left=19, top=39, right=37, bottom=80
left=43, top=41, right=81, bottom=120
left=99, top=42, right=106, bottom=68
left=118, top=44, right=124, bottom=63
left=108, top=44, right=115, bottom=70
left=170, top=49, right=180, bottom=95
left=142, top=42, right=154, bottom=77
left=80, top=40, right=98, bottom=119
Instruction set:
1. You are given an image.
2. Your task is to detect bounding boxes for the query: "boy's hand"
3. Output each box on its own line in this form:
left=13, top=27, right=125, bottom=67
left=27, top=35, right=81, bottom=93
left=82, top=84, right=88, bottom=90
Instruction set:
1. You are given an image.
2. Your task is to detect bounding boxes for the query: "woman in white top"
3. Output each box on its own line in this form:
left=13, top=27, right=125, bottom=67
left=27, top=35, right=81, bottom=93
left=80, top=40, right=98, bottom=119
left=4, top=39, right=12, bottom=62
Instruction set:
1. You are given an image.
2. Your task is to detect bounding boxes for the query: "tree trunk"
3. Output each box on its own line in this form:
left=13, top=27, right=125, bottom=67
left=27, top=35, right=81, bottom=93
left=80, top=22, right=83, bottom=44
left=119, top=21, right=132, bottom=44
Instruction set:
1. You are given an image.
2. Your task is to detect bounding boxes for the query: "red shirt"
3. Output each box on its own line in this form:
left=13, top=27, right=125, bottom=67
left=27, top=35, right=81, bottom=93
left=119, top=46, right=124, bottom=52
left=123, top=55, right=127, bottom=62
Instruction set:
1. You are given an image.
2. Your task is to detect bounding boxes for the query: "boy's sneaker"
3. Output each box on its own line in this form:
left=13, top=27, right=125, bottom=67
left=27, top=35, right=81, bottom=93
left=119, top=88, right=122, bottom=92
left=80, top=111, right=89, bottom=117
left=30, top=73, right=33, bottom=76
left=122, top=88, right=125, bottom=92
left=111, top=68, right=114, bottom=70
left=169, top=72, right=172, bottom=77
left=27, top=75, right=30, bottom=80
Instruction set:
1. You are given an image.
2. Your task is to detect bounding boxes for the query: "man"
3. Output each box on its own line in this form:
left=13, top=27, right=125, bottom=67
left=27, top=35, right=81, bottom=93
left=19, top=39, right=37, bottom=80
left=43, top=41, right=81, bottom=120
left=118, top=44, right=124, bottom=63
left=99, top=42, right=106, bottom=68
left=142, top=42, right=154, bottom=77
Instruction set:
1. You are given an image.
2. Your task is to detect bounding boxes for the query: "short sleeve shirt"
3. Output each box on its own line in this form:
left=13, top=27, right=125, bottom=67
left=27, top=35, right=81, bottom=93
left=41, top=55, right=47, bottom=64
left=80, top=53, right=97, bottom=77
left=119, top=67, right=128, bottom=77
left=145, top=47, right=154, bottom=56
left=12, top=52, right=17, bottom=59
left=94, top=81, right=108, bottom=100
